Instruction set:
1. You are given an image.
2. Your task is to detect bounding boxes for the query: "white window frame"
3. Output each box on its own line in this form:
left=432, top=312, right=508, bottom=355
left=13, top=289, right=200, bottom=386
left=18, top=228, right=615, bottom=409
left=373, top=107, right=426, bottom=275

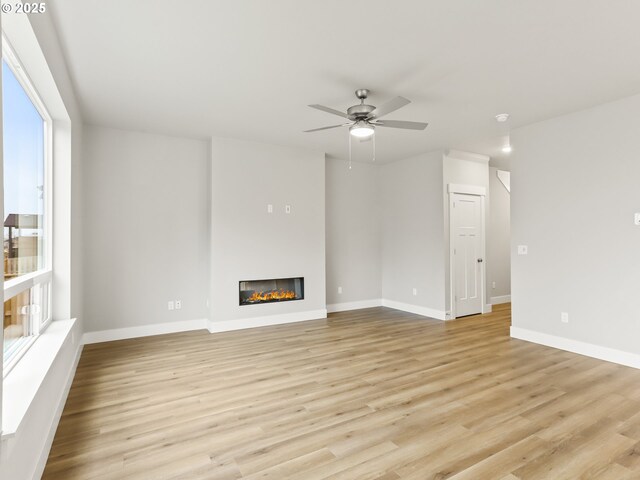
left=2, top=36, right=53, bottom=376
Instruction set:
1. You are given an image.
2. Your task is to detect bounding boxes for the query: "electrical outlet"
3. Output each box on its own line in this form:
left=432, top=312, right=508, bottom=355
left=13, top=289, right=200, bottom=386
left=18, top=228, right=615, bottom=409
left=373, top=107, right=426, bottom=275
left=517, top=245, right=528, bottom=255
left=267, top=204, right=273, bottom=214
left=492, top=281, right=496, bottom=289
left=168, top=301, right=174, bottom=311
left=337, top=286, right=342, bottom=294
left=412, top=288, right=417, bottom=296
left=561, top=312, right=569, bottom=323
left=175, top=300, right=182, bottom=310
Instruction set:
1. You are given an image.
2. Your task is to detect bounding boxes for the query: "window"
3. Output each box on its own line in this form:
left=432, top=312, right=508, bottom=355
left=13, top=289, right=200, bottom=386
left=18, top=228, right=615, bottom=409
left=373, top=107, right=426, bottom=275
left=2, top=43, right=52, bottom=374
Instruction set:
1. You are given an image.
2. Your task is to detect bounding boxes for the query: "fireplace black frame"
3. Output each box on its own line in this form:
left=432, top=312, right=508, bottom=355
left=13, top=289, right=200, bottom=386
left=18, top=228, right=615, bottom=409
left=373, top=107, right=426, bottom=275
left=239, top=277, right=304, bottom=306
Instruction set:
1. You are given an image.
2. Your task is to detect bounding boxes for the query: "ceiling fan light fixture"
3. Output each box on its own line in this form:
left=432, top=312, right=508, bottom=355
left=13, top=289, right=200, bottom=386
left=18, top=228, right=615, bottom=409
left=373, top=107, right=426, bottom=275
left=349, top=121, right=374, bottom=138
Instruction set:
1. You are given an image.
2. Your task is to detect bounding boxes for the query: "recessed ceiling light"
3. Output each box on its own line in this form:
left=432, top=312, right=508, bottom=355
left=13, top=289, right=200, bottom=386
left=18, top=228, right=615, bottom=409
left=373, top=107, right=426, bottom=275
left=495, top=113, right=510, bottom=123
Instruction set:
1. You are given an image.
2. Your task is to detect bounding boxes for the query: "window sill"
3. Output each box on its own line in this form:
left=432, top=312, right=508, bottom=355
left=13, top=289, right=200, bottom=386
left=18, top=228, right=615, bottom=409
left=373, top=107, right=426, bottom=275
left=2, top=318, right=77, bottom=439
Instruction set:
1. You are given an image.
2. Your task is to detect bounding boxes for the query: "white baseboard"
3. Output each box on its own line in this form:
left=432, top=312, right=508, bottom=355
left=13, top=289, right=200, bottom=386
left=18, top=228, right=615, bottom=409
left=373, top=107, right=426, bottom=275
left=381, top=299, right=447, bottom=321
left=33, top=340, right=83, bottom=480
left=510, top=326, right=640, bottom=370
left=208, top=309, right=327, bottom=333
left=83, top=318, right=208, bottom=344
left=491, top=295, right=511, bottom=305
left=327, top=299, right=382, bottom=313
left=83, top=310, right=330, bottom=343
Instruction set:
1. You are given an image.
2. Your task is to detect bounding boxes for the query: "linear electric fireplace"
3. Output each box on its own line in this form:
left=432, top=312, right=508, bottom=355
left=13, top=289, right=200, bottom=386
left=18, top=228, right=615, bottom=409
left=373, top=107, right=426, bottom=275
left=239, top=277, right=304, bottom=306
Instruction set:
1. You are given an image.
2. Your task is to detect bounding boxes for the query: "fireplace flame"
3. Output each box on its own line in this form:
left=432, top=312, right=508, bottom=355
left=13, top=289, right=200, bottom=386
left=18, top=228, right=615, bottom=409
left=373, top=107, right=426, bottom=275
left=248, top=289, right=296, bottom=302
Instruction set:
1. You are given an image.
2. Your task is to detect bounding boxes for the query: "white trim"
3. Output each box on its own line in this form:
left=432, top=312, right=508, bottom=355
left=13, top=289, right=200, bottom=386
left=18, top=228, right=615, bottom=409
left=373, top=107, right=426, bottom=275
left=445, top=150, right=490, bottom=163
left=1, top=35, right=52, bottom=122
left=2, top=36, right=54, bottom=276
left=327, top=299, right=382, bottom=313
left=2, top=318, right=77, bottom=439
left=83, top=318, right=208, bottom=344
left=82, top=310, right=331, bottom=343
left=447, top=183, right=487, bottom=196
left=31, top=339, right=82, bottom=480
left=4, top=270, right=52, bottom=304
left=2, top=335, right=38, bottom=378
left=510, top=327, right=640, bottom=370
left=496, top=169, right=511, bottom=193
left=208, top=309, right=327, bottom=333
left=449, top=191, right=487, bottom=319
left=490, top=295, right=511, bottom=305
left=381, top=299, right=447, bottom=320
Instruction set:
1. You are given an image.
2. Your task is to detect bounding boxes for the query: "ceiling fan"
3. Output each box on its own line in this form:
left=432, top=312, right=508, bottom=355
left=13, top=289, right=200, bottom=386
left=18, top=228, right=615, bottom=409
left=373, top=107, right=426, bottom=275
left=304, top=89, right=428, bottom=138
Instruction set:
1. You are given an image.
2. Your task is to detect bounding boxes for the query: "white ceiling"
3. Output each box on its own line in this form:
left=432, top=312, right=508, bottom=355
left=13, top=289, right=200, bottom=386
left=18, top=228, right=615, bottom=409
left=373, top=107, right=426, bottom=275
left=49, top=0, right=640, bottom=165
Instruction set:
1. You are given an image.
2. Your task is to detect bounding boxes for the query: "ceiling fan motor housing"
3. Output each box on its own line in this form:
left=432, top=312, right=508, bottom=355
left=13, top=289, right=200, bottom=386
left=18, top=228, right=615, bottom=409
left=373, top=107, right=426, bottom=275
left=347, top=103, right=375, bottom=120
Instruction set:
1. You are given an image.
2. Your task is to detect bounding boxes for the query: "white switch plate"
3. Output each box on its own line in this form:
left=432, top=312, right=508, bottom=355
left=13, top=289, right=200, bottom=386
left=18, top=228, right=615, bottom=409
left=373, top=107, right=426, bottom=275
left=561, top=312, right=569, bottom=323
left=337, top=286, right=342, bottom=294
left=267, top=204, right=273, bottom=214
left=517, top=245, right=528, bottom=255
left=168, top=301, right=174, bottom=311
left=285, top=205, right=291, bottom=214
left=492, top=281, right=496, bottom=289
left=175, top=300, right=182, bottom=310
left=635, top=213, right=640, bottom=225
left=412, top=288, right=417, bottom=296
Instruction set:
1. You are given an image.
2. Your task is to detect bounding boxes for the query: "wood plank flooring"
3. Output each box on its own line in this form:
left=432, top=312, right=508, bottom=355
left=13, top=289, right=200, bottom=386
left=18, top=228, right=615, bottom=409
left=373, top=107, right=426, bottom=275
left=43, top=304, right=640, bottom=479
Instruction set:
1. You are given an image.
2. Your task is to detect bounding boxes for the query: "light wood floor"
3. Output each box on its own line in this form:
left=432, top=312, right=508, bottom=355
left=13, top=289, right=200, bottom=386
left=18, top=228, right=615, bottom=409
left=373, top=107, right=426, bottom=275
left=43, top=304, right=640, bottom=479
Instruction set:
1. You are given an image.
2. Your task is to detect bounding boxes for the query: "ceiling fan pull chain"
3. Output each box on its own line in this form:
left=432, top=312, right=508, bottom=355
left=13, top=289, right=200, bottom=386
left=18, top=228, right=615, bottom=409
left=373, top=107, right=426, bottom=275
left=372, top=133, right=376, bottom=162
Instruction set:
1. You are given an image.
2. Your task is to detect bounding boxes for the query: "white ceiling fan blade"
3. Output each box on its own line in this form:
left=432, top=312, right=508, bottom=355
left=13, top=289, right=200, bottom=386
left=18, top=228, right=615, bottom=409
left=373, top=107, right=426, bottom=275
left=369, top=96, right=411, bottom=119
left=308, top=104, right=349, bottom=119
left=303, top=124, right=348, bottom=133
left=374, top=119, right=428, bottom=130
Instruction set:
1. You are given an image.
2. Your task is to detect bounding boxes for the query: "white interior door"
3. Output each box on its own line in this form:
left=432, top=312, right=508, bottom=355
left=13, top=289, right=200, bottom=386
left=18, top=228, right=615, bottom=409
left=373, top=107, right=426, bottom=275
left=452, top=193, right=484, bottom=317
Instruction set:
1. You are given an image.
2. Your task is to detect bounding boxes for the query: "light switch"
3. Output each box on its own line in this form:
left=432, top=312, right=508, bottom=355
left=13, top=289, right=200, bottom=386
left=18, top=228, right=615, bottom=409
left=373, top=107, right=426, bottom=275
left=517, top=245, right=528, bottom=255
left=635, top=213, right=640, bottom=225
left=285, top=205, right=291, bottom=214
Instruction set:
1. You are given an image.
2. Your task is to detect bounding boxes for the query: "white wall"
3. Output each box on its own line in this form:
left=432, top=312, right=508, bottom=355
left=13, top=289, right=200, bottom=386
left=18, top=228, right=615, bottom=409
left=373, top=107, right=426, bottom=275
left=380, top=151, right=446, bottom=316
left=511, top=92, right=640, bottom=356
left=488, top=167, right=511, bottom=301
left=210, top=137, right=326, bottom=323
left=29, top=7, right=84, bottom=323
left=443, top=150, right=490, bottom=313
left=0, top=11, right=84, bottom=480
left=325, top=158, right=381, bottom=307
left=83, top=126, right=210, bottom=333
